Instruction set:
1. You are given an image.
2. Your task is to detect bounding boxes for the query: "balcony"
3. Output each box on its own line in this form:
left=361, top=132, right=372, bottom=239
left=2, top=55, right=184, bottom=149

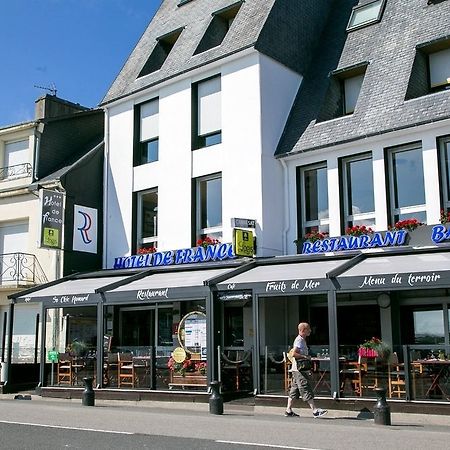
left=0, top=253, right=48, bottom=288
left=0, top=163, right=32, bottom=181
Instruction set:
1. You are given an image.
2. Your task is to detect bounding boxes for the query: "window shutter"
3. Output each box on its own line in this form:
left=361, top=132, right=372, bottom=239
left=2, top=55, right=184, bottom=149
left=5, top=140, right=29, bottom=167
left=344, top=74, right=364, bottom=114
left=140, top=99, right=159, bottom=141
left=198, top=77, right=221, bottom=136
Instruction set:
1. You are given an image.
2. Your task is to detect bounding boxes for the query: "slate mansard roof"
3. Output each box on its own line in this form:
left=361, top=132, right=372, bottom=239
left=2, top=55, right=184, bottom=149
left=102, top=0, right=336, bottom=105
left=276, top=0, right=450, bottom=157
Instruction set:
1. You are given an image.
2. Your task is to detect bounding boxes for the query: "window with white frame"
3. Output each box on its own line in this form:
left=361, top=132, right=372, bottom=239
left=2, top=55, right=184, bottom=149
left=342, top=154, right=375, bottom=228
left=343, top=74, right=364, bottom=114
left=387, top=143, right=426, bottom=224
left=135, top=99, right=159, bottom=166
left=439, top=135, right=450, bottom=215
left=298, top=163, right=329, bottom=235
left=137, top=189, right=158, bottom=252
left=2, top=139, right=30, bottom=180
left=196, top=174, right=222, bottom=241
left=429, top=47, right=450, bottom=91
left=193, top=76, right=222, bottom=149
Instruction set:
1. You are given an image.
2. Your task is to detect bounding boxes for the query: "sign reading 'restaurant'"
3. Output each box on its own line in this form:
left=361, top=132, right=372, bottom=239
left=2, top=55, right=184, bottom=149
left=302, top=230, right=407, bottom=254
left=113, top=243, right=235, bottom=269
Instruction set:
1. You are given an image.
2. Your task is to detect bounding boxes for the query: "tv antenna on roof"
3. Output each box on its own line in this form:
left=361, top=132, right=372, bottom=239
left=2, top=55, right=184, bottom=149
left=34, top=82, right=57, bottom=96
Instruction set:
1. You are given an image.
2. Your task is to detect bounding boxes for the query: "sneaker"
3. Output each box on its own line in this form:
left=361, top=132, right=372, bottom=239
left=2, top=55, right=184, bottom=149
left=313, top=409, right=328, bottom=418
left=284, top=410, right=299, bottom=417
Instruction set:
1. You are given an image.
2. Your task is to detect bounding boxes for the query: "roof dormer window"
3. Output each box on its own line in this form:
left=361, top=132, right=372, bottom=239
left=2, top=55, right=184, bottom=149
left=193, top=1, right=243, bottom=55
left=347, top=0, right=386, bottom=32
left=137, top=28, right=183, bottom=78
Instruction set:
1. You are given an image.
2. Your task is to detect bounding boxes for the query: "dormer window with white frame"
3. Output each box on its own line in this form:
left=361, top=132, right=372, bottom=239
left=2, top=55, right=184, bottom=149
left=1, top=138, right=31, bottom=181
left=347, top=0, right=386, bottom=32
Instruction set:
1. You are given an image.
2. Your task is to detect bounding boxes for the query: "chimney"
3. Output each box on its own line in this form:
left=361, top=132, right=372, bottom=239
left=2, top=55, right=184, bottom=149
left=35, top=95, right=88, bottom=120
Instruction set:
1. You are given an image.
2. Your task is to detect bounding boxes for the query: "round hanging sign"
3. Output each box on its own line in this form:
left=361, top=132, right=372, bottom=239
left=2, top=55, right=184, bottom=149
left=172, top=347, right=187, bottom=363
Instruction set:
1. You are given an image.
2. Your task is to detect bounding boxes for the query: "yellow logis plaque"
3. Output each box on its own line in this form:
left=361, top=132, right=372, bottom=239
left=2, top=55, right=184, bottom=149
left=172, top=347, right=187, bottom=363
left=233, top=228, right=254, bottom=257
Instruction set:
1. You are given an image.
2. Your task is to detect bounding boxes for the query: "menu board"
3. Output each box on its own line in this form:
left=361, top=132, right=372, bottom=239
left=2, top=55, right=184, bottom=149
left=178, top=311, right=207, bottom=359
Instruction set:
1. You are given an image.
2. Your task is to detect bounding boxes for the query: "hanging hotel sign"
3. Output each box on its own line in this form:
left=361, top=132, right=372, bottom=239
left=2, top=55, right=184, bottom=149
left=301, top=230, right=407, bottom=255
left=113, top=242, right=235, bottom=269
left=233, top=228, right=254, bottom=257
left=40, top=189, right=64, bottom=249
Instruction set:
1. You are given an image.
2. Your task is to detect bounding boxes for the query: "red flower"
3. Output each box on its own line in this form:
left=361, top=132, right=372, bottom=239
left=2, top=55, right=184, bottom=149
left=197, top=236, right=220, bottom=249
left=345, top=225, right=374, bottom=237
left=137, top=246, right=157, bottom=254
left=389, top=218, right=423, bottom=231
left=440, top=209, right=450, bottom=225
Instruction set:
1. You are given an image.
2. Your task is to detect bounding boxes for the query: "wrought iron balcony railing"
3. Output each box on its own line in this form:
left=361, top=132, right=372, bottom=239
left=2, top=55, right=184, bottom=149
left=0, top=253, right=48, bottom=287
left=0, top=163, right=32, bottom=181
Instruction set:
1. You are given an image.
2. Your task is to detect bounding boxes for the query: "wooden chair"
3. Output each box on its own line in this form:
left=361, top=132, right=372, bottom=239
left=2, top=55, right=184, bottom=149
left=118, top=353, right=135, bottom=388
left=388, top=352, right=406, bottom=398
left=57, top=353, right=73, bottom=385
left=104, top=352, right=119, bottom=387
left=340, top=357, right=368, bottom=396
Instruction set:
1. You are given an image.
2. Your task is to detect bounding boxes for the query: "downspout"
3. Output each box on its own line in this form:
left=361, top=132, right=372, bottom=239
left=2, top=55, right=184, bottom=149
left=280, top=158, right=291, bottom=255
left=103, top=108, right=110, bottom=269
left=33, top=122, right=45, bottom=182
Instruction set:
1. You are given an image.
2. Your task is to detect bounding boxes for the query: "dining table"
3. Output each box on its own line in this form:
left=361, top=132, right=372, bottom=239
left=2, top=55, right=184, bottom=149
left=413, top=359, right=450, bottom=400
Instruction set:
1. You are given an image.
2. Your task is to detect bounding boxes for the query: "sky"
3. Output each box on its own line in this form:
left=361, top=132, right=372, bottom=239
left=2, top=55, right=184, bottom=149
left=0, top=0, right=162, bottom=127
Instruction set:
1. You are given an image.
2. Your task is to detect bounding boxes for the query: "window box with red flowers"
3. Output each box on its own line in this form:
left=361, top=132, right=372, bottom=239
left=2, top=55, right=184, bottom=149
left=295, top=229, right=329, bottom=246
left=137, top=246, right=157, bottom=254
left=196, top=236, right=220, bottom=249
left=345, top=225, right=374, bottom=237
left=389, top=218, right=423, bottom=232
left=440, top=209, right=450, bottom=225
left=168, top=356, right=207, bottom=388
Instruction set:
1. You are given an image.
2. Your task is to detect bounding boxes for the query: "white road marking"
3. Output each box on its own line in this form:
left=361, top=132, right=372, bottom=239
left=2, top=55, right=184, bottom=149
left=0, top=420, right=134, bottom=435
left=216, top=440, right=323, bottom=450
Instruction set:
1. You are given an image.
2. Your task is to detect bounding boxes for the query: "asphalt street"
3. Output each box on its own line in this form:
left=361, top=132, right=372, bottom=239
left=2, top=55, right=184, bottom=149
left=0, top=396, right=449, bottom=449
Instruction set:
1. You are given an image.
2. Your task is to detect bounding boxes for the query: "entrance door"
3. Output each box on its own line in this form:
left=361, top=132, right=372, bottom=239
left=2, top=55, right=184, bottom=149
left=120, top=307, right=155, bottom=349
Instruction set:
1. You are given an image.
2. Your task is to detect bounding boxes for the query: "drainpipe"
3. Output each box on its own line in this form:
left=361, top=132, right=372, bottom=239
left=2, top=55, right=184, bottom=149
left=103, top=108, right=109, bottom=269
left=33, top=122, right=45, bottom=182
left=280, top=158, right=290, bottom=255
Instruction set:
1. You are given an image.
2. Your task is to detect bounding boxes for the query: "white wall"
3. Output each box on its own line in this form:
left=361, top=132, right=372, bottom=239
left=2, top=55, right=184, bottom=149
left=104, top=50, right=301, bottom=266
left=284, top=118, right=450, bottom=254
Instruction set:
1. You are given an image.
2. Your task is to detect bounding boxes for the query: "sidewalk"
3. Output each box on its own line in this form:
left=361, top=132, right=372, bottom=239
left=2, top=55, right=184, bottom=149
left=3, top=392, right=450, bottom=428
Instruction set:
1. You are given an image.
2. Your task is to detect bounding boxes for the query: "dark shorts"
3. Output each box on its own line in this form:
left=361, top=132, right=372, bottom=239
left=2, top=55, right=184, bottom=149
left=289, top=370, right=314, bottom=402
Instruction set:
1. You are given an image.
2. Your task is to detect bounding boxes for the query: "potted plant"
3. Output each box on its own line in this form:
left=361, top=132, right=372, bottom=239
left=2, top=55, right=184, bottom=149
left=66, top=339, right=88, bottom=357
left=358, top=337, right=391, bottom=361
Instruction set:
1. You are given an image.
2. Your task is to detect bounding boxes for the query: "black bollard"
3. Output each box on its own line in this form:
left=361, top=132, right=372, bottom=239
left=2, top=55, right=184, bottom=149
left=82, top=377, right=95, bottom=406
left=209, top=380, right=223, bottom=415
left=373, top=387, right=391, bottom=425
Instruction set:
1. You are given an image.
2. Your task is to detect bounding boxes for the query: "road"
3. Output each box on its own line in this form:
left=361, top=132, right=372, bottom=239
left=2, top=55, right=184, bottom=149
left=0, top=397, right=449, bottom=449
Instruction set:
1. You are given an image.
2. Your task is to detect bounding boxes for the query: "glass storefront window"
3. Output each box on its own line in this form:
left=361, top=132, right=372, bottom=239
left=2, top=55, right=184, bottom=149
left=46, top=306, right=97, bottom=387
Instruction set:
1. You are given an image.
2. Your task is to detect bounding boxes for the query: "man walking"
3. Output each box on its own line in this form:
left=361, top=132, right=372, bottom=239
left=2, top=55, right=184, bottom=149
left=285, top=322, right=328, bottom=418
